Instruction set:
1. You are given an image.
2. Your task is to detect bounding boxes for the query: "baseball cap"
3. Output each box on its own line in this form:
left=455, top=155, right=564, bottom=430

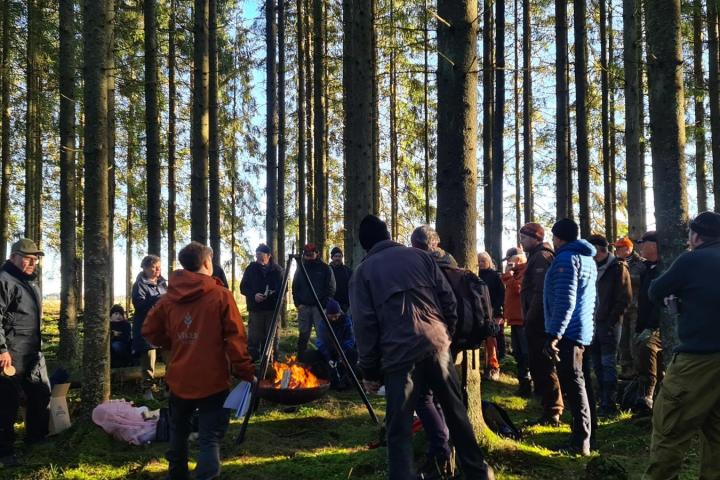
left=11, top=238, right=44, bottom=256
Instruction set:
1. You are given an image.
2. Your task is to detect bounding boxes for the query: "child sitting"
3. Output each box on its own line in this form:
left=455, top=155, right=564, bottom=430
left=110, top=305, right=133, bottom=368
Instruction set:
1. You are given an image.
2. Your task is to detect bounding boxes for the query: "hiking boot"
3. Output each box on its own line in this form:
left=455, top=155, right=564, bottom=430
left=527, top=413, right=562, bottom=427
left=0, top=454, right=22, bottom=468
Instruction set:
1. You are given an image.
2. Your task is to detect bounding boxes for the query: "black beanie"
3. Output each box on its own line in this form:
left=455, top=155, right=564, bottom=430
left=552, top=218, right=579, bottom=242
left=330, top=246, right=343, bottom=256
left=359, top=215, right=391, bottom=251
left=690, top=211, right=720, bottom=238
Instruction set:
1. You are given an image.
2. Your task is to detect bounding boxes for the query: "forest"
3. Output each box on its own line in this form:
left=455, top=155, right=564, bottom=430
left=0, top=0, right=714, bottom=478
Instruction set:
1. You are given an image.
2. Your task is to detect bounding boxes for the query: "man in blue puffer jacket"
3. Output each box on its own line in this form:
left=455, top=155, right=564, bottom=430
left=543, top=218, right=598, bottom=456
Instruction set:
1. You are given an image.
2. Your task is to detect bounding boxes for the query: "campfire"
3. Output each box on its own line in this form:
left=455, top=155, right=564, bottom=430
left=258, top=356, right=330, bottom=405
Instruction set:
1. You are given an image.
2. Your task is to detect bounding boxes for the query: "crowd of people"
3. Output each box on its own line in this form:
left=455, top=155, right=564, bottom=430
left=1, top=209, right=720, bottom=480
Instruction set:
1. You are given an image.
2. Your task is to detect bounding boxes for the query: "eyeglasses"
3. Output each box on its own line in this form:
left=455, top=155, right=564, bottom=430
left=21, top=255, right=39, bottom=265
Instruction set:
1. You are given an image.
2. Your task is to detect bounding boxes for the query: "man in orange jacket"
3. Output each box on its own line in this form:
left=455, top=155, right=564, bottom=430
left=501, top=248, right=531, bottom=397
left=143, top=242, right=255, bottom=480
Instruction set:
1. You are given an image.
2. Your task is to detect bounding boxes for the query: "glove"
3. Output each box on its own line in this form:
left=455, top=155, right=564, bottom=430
left=542, top=337, right=560, bottom=362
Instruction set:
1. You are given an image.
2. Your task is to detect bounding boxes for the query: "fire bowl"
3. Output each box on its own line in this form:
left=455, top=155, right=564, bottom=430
left=257, top=379, right=331, bottom=405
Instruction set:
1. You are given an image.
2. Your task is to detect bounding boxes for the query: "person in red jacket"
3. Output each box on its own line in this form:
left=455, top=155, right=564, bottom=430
left=501, top=248, right=532, bottom=397
left=143, top=241, right=255, bottom=480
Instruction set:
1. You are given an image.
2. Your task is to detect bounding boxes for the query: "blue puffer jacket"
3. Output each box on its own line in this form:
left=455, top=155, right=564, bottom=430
left=544, top=239, right=597, bottom=345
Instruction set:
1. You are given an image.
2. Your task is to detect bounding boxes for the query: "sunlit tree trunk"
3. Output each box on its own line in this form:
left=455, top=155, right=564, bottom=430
left=191, top=0, right=209, bottom=244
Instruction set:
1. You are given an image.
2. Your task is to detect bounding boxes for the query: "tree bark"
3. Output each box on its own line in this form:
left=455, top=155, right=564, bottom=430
left=514, top=0, right=521, bottom=235
left=81, top=0, right=112, bottom=411
left=25, top=0, right=41, bottom=245
left=266, top=0, right=278, bottom=254
left=556, top=0, right=569, bottom=220
left=297, top=0, right=307, bottom=248
left=575, top=0, right=590, bottom=236
left=58, top=0, right=78, bottom=366
left=482, top=0, right=494, bottom=253
left=371, top=0, right=379, bottom=215
left=143, top=0, right=161, bottom=256
left=107, top=0, right=116, bottom=304
left=343, top=0, right=374, bottom=268
left=609, top=3, right=617, bottom=237
left=491, top=0, right=505, bottom=265
left=708, top=0, right=720, bottom=211
left=522, top=0, right=533, bottom=224
left=694, top=0, right=707, bottom=212
left=305, top=0, right=314, bottom=242
left=389, top=0, right=398, bottom=239
left=191, top=0, right=209, bottom=244
left=601, top=0, right=612, bottom=238
left=167, top=0, right=177, bottom=272
left=313, top=0, right=326, bottom=256
left=125, top=104, right=135, bottom=314
left=278, top=0, right=286, bottom=283
left=624, top=0, right=644, bottom=238
left=646, top=0, right=688, bottom=354
left=209, top=0, right=220, bottom=260
left=0, top=0, right=11, bottom=261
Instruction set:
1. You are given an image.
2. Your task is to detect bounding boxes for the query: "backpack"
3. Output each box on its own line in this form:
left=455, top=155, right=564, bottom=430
left=481, top=400, right=523, bottom=440
left=440, top=267, right=499, bottom=350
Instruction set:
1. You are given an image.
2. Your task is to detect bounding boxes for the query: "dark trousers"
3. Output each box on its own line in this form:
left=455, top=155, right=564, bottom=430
left=384, top=351, right=490, bottom=480
left=167, top=390, right=230, bottom=480
left=0, top=376, right=50, bottom=456
left=111, top=341, right=133, bottom=368
left=556, top=339, right=593, bottom=451
left=527, top=326, right=564, bottom=417
left=510, top=326, right=531, bottom=382
left=247, top=310, right=279, bottom=361
left=497, top=327, right=507, bottom=360
left=591, top=323, right=621, bottom=409
left=634, top=329, right=663, bottom=409
left=415, top=387, right=451, bottom=460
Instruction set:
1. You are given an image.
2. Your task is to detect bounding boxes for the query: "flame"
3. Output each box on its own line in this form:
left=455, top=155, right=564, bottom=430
left=270, top=355, right=321, bottom=389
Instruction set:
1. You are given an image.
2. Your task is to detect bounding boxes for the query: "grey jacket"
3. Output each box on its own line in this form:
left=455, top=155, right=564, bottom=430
left=349, top=240, right=458, bottom=380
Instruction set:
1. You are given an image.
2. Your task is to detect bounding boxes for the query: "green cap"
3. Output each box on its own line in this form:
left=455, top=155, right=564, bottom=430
left=11, top=238, right=44, bottom=256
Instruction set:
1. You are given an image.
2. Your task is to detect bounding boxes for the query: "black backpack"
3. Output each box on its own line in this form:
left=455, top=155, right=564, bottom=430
left=440, top=267, right=499, bottom=350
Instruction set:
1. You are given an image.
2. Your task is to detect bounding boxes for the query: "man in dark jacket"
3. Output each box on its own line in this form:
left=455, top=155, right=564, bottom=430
left=293, top=243, right=335, bottom=359
left=544, top=219, right=597, bottom=456
left=240, top=244, right=284, bottom=361
left=519, top=222, right=564, bottom=425
left=351, top=215, right=493, bottom=480
left=644, top=212, right=720, bottom=479
left=612, top=236, right=645, bottom=379
left=587, top=234, right=632, bottom=416
left=329, top=247, right=352, bottom=313
left=0, top=239, right=49, bottom=467
left=633, top=231, right=662, bottom=413
left=315, top=299, right=357, bottom=389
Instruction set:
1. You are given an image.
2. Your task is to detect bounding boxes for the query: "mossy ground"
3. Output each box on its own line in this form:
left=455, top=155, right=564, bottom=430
left=5, top=302, right=701, bottom=479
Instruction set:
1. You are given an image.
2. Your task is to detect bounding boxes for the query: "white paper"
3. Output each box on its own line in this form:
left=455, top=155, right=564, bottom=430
left=223, top=381, right=252, bottom=418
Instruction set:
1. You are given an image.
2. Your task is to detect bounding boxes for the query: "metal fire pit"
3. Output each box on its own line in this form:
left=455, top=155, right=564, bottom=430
left=257, top=379, right=331, bottom=406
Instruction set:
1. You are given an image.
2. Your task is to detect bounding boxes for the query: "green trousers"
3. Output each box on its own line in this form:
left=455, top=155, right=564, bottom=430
left=643, top=351, right=720, bottom=480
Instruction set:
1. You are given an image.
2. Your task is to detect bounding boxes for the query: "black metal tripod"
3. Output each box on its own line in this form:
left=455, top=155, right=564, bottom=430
left=236, top=253, right=379, bottom=444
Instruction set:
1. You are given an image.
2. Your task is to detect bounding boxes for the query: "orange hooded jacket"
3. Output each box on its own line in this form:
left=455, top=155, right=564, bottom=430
left=142, top=269, right=255, bottom=399
left=501, top=262, right=527, bottom=326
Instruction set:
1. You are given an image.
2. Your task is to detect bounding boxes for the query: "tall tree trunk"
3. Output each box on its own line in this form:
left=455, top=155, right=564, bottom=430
left=343, top=0, right=374, bottom=268
left=58, top=0, right=78, bottom=366
left=266, top=0, right=278, bottom=254
left=482, top=0, right=494, bottom=252
left=209, top=0, right=220, bottom=260
left=423, top=0, right=430, bottom=224
left=514, top=0, right=521, bottom=235
left=522, top=0, right=533, bottom=223
left=167, top=0, right=177, bottom=272
left=609, top=2, right=617, bottom=237
left=107, top=0, right=116, bottom=304
left=556, top=0, right=569, bottom=220
left=601, top=0, right=612, bottom=238
left=693, top=0, right=707, bottom=212
left=305, top=0, right=314, bottom=242
left=297, top=0, right=307, bottom=248
left=389, top=0, right=398, bottom=238
left=25, top=0, right=41, bottom=245
left=0, top=0, right=11, bottom=261
left=371, top=0, right=379, bottom=215
left=491, top=0, right=505, bottom=265
left=144, top=0, right=161, bottom=256
left=277, top=0, right=286, bottom=326
left=708, top=0, right=720, bottom=211
left=81, top=0, right=112, bottom=411
left=646, top=0, right=688, bottom=354
left=125, top=106, right=135, bottom=314
left=231, top=41, right=239, bottom=290
left=191, top=0, right=209, bottom=244
left=575, top=0, right=590, bottom=236
left=436, top=0, right=484, bottom=430
left=624, top=0, right=644, bottom=238
left=313, top=0, right=326, bottom=256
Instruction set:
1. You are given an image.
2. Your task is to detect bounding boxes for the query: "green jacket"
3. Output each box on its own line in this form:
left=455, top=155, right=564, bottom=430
left=649, top=240, right=720, bottom=353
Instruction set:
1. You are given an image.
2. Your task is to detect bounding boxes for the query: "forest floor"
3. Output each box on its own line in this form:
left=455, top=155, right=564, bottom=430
left=5, top=301, right=702, bottom=479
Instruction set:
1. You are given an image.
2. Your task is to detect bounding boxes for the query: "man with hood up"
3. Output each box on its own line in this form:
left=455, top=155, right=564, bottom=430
left=351, top=215, right=494, bottom=480
left=587, top=234, right=632, bottom=416
left=543, top=219, right=597, bottom=456
left=143, top=242, right=255, bottom=480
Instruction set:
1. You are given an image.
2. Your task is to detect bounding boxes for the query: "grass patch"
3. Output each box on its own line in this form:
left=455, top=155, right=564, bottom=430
left=5, top=310, right=705, bottom=478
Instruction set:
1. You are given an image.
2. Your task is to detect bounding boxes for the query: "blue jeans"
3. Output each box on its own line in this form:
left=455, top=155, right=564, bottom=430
left=384, top=351, right=490, bottom=479
left=556, top=339, right=592, bottom=451
left=167, top=390, right=230, bottom=480
left=415, top=387, right=451, bottom=459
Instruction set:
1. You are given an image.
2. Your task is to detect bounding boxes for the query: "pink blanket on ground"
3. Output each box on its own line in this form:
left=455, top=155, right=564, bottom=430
left=91, top=400, right=157, bottom=445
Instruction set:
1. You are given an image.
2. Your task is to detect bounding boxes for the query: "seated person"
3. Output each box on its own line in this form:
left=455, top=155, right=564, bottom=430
left=314, top=299, right=358, bottom=389
left=110, top=305, right=132, bottom=368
